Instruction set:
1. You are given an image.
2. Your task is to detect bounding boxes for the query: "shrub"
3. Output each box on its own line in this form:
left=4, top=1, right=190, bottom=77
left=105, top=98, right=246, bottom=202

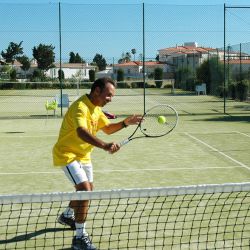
left=228, top=83, right=236, bottom=99
left=116, top=82, right=129, bottom=88
left=235, top=80, right=249, bottom=101
left=216, top=85, right=228, bottom=98
left=131, top=81, right=145, bottom=88
left=186, top=78, right=196, bottom=91
left=163, top=83, right=173, bottom=89
left=154, top=67, right=163, bottom=88
left=81, top=82, right=92, bottom=89
left=10, top=69, right=17, bottom=81
left=89, top=70, right=95, bottom=82
left=117, top=69, right=124, bottom=82
left=14, top=82, right=26, bottom=89
left=0, top=82, right=14, bottom=89
left=145, top=82, right=155, bottom=88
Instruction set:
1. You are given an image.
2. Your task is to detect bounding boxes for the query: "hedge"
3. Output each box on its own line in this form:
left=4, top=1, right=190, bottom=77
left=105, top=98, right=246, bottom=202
left=0, top=82, right=93, bottom=90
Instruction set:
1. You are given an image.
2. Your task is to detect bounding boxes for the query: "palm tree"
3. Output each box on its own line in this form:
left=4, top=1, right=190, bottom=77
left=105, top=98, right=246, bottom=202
left=131, top=48, right=136, bottom=61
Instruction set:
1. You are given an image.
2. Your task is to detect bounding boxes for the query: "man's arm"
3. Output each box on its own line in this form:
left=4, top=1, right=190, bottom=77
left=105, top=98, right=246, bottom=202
left=76, top=127, right=118, bottom=153
left=102, top=114, right=143, bottom=135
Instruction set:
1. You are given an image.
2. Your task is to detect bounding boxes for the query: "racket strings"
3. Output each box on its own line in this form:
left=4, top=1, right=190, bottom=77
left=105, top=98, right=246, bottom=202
left=140, top=106, right=178, bottom=137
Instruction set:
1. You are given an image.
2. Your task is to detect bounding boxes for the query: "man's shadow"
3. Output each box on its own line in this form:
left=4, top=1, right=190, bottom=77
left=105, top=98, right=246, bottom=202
left=0, top=227, right=73, bottom=249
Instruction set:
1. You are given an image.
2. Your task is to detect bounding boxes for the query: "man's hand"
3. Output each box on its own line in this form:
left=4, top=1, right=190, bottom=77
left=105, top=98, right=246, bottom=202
left=103, top=142, right=120, bottom=154
left=123, top=114, right=143, bottom=126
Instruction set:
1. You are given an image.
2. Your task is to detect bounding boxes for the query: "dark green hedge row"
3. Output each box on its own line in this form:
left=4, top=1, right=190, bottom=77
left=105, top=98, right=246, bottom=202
left=228, top=81, right=249, bottom=101
left=217, top=80, right=249, bottom=101
left=0, top=81, right=164, bottom=90
left=0, top=82, right=93, bottom=90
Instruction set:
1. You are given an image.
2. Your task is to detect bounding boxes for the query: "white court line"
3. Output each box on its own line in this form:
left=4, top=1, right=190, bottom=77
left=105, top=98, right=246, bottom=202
left=185, top=132, right=250, bottom=171
left=234, top=131, right=250, bottom=138
left=1, top=131, right=249, bottom=138
left=0, top=166, right=244, bottom=175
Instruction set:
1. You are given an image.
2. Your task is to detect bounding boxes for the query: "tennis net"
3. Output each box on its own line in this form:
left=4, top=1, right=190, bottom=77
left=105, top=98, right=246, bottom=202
left=0, top=182, right=250, bottom=249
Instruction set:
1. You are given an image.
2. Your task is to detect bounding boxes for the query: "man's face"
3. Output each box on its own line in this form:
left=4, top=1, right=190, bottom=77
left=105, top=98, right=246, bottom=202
left=95, top=82, right=115, bottom=107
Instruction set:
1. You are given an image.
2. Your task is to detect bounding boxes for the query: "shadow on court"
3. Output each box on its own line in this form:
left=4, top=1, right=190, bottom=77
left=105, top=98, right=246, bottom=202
left=0, top=227, right=71, bottom=245
left=196, top=115, right=250, bottom=122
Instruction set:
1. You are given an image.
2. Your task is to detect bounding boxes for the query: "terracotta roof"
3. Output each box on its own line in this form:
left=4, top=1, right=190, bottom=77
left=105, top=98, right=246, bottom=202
left=9, top=60, right=94, bottom=69
left=159, top=45, right=216, bottom=55
left=53, top=63, right=95, bottom=68
left=227, top=59, right=250, bottom=64
left=114, top=61, right=163, bottom=67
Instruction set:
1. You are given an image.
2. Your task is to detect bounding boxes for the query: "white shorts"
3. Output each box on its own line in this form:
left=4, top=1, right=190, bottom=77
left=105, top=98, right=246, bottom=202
left=63, top=160, right=93, bottom=185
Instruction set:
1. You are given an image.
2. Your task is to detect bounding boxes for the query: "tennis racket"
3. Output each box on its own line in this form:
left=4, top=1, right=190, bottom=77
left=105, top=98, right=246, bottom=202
left=120, top=104, right=178, bottom=146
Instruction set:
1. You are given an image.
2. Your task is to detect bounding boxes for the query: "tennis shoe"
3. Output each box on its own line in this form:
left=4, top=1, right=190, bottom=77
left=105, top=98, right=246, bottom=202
left=57, top=213, right=76, bottom=230
left=72, top=235, right=97, bottom=250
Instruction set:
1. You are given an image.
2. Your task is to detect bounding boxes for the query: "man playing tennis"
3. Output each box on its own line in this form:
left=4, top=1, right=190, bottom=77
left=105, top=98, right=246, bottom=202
left=53, top=77, right=142, bottom=250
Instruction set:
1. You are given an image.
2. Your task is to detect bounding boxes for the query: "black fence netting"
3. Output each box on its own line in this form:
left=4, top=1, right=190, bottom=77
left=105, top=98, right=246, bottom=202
left=0, top=3, right=249, bottom=118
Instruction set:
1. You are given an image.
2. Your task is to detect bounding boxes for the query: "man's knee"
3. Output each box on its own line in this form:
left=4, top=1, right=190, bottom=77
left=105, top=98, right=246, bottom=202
left=75, top=181, right=92, bottom=191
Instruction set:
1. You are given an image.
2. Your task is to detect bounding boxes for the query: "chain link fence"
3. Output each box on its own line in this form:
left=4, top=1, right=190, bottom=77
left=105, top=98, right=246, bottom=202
left=0, top=3, right=249, bottom=118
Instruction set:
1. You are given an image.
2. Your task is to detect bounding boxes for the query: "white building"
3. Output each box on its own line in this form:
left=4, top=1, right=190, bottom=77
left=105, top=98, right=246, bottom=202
left=0, top=60, right=96, bottom=81
left=158, top=42, right=224, bottom=75
left=113, top=61, right=169, bottom=79
left=96, top=67, right=113, bottom=78
left=45, top=63, right=96, bottom=80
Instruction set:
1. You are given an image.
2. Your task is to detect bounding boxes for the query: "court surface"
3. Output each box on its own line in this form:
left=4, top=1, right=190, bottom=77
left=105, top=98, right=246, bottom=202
left=0, top=90, right=249, bottom=195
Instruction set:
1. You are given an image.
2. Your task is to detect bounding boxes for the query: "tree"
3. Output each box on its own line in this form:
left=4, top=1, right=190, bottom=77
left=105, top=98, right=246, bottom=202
left=17, top=55, right=31, bottom=78
left=75, top=53, right=84, bottom=63
left=69, top=52, right=85, bottom=63
left=0, top=65, right=12, bottom=79
left=235, top=80, right=249, bottom=101
left=131, top=48, right=136, bottom=61
left=89, top=69, right=95, bottom=82
left=196, top=57, right=224, bottom=95
left=1, top=41, right=24, bottom=65
left=175, top=67, right=193, bottom=90
left=32, top=43, right=55, bottom=77
left=69, top=52, right=76, bottom=63
left=58, top=69, right=65, bottom=80
left=93, top=53, right=107, bottom=71
left=118, top=52, right=131, bottom=64
left=10, top=69, right=17, bottom=81
left=117, top=69, right=124, bottom=82
left=32, top=69, right=42, bottom=82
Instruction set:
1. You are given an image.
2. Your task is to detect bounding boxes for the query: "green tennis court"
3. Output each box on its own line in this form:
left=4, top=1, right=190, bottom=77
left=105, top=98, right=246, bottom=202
left=0, top=88, right=249, bottom=195
left=0, top=88, right=250, bottom=250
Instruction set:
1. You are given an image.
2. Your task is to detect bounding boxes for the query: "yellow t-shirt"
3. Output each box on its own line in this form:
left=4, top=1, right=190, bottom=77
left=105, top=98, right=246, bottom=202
left=53, top=94, right=110, bottom=166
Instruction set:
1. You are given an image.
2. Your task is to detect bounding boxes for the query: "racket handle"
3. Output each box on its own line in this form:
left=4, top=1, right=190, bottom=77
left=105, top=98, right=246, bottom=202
left=119, top=139, right=130, bottom=147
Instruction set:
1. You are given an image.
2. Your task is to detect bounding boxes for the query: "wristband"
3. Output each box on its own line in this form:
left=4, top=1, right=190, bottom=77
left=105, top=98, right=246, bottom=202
left=122, top=120, right=128, bottom=128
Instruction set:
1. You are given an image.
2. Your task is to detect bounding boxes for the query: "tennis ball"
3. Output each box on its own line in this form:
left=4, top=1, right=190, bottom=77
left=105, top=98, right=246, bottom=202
left=158, top=115, right=166, bottom=124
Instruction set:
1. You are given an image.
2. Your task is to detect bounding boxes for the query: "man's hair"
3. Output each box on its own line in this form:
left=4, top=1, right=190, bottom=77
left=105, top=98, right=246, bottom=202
left=90, top=77, right=116, bottom=93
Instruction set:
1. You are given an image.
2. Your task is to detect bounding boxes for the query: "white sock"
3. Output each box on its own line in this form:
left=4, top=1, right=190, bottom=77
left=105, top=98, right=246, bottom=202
left=63, top=207, right=74, bottom=218
left=75, top=222, right=87, bottom=238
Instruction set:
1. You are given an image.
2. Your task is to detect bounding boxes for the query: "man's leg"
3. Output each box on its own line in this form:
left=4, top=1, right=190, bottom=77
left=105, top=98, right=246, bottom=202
left=57, top=161, right=96, bottom=249
left=70, top=181, right=92, bottom=237
left=71, top=181, right=96, bottom=249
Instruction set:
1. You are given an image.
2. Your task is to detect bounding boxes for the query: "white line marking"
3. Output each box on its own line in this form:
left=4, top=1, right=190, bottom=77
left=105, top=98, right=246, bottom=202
left=185, top=132, right=250, bottom=171
left=0, top=166, right=244, bottom=175
left=0, top=131, right=249, bottom=138
left=234, top=131, right=250, bottom=138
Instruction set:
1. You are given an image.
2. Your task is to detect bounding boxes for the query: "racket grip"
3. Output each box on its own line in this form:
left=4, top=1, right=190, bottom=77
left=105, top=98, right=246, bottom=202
left=119, top=139, right=129, bottom=147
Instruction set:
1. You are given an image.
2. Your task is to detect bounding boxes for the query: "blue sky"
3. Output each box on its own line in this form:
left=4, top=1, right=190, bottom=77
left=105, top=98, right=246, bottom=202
left=1, top=0, right=250, bottom=63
